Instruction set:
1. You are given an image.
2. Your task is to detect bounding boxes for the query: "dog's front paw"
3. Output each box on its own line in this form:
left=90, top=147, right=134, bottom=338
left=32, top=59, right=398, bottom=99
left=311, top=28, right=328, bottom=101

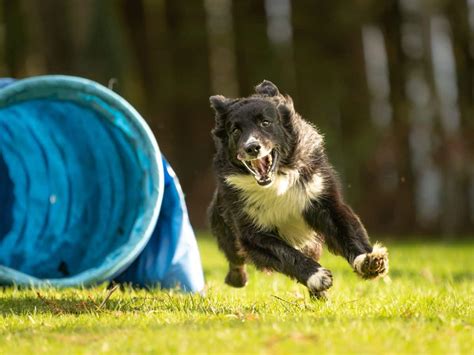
left=306, top=267, right=333, bottom=299
left=353, top=243, right=389, bottom=279
left=225, top=267, right=248, bottom=288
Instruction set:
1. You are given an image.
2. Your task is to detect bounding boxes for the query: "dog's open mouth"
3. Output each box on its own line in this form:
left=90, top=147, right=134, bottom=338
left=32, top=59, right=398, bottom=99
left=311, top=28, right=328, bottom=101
left=241, top=150, right=278, bottom=186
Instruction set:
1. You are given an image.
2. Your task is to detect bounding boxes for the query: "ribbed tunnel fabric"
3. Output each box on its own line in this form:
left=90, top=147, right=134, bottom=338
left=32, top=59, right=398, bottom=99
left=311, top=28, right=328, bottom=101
left=0, top=76, right=204, bottom=291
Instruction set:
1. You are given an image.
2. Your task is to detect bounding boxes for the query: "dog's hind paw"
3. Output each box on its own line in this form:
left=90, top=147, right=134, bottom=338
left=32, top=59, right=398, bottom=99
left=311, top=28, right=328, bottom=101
left=225, top=267, right=248, bottom=288
left=353, top=243, right=389, bottom=279
left=306, top=268, right=333, bottom=297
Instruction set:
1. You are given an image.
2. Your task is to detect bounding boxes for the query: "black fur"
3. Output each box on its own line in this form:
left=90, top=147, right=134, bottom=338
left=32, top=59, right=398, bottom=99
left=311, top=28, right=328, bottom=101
left=208, top=80, right=388, bottom=298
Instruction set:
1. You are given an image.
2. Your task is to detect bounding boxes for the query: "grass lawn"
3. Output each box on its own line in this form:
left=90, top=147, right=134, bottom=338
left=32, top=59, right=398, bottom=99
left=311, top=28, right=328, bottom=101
left=1, top=235, right=473, bottom=354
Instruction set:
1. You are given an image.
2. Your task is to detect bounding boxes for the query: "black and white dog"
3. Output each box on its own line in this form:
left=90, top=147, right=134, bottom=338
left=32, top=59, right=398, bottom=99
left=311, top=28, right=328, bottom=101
left=208, top=80, right=388, bottom=298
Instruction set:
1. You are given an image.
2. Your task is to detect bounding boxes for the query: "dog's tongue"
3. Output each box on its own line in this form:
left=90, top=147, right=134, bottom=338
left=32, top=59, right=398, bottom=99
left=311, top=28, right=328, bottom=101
left=251, top=157, right=269, bottom=177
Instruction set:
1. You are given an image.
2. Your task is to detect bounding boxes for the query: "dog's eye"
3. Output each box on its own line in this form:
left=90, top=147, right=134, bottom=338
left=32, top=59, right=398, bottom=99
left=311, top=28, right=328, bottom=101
left=231, top=127, right=241, bottom=136
left=260, top=120, right=271, bottom=127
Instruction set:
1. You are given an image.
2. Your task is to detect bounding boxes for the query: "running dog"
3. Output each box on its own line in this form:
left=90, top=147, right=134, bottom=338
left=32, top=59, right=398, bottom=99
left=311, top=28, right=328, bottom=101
left=208, top=80, right=388, bottom=298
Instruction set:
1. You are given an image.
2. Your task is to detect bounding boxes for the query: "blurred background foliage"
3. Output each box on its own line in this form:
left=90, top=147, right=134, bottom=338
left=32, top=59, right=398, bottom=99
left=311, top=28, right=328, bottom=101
left=0, top=0, right=473, bottom=237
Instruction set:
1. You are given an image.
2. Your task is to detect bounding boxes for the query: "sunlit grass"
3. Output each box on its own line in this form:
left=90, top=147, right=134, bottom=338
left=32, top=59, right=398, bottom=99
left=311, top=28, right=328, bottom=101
left=1, top=235, right=473, bottom=354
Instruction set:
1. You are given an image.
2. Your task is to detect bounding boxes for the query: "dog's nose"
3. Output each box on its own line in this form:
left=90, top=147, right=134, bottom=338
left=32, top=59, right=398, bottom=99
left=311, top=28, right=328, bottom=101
left=244, top=142, right=261, bottom=156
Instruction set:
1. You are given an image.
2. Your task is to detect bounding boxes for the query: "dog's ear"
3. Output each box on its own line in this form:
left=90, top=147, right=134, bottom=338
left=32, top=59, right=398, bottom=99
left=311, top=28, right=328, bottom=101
left=255, top=80, right=280, bottom=97
left=209, top=95, right=231, bottom=115
left=277, top=95, right=295, bottom=120
left=210, top=95, right=230, bottom=140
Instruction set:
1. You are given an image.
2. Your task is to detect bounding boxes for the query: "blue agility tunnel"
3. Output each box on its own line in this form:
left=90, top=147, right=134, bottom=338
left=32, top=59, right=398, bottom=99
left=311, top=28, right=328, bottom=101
left=0, top=75, right=204, bottom=291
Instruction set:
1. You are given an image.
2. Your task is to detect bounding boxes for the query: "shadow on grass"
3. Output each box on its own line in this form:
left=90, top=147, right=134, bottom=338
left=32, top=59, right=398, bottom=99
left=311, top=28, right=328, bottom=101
left=0, top=295, right=124, bottom=315
left=0, top=288, right=317, bottom=317
left=0, top=286, right=127, bottom=316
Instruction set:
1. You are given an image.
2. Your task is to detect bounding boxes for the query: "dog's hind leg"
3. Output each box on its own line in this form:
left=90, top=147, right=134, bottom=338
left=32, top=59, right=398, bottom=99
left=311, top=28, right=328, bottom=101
left=238, top=229, right=332, bottom=298
left=305, top=185, right=389, bottom=279
left=209, top=197, right=248, bottom=287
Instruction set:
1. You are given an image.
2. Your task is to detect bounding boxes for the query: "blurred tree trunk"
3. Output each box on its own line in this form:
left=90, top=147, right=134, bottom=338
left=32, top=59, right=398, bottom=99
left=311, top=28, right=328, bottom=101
left=337, top=25, right=376, bottom=219
left=34, top=0, right=75, bottom=73
left=2, top=0, right=27, bottom=76
left=232, top=0, right=277, bottom=95
left=161, top=0, right=213, bottom=226
left=83, top=1, right=128, bottom=88
left=445, top=0, right=474, bottom=234
left=263, top=0, right=297, bottom=93
left=291, top=1, right=342, bottom=160
left=292, top=1, right=380, bottom=228
left=142, top=1, right=175, bottom=137
left=379, top=0, right=416, bottom=234
left=119, top=0, right=157, bottom=108
left=205, top=0, right=239, bottom=97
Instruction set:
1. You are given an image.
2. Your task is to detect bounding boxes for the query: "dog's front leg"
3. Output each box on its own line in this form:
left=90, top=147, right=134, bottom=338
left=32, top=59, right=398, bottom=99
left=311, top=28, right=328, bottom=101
left=306, top=193, right=389, bottom=279
left=239, top=227, right=333, bottom=298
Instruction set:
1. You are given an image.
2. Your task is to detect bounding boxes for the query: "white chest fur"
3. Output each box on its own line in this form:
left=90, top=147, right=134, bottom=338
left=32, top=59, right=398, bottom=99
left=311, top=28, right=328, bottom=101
left=225, top=171, right=324, bottom=248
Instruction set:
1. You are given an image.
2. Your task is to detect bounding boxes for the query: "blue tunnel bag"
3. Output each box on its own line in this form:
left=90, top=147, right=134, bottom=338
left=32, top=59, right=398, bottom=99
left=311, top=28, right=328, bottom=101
left=0, top=75, right=204, bottom=292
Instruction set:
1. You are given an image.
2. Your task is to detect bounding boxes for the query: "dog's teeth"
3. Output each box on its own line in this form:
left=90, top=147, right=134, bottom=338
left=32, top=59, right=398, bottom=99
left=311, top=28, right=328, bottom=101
left=242, top=161, right=257, bottom=176
left=250, top=159, right=264, bottom=175
left=244, top=152, right=275, bottom=184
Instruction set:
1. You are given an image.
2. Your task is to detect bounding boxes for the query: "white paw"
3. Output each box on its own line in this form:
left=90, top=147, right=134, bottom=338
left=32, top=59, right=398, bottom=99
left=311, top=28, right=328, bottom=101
left=306, top=268, right=333, bottom=293
left=353, top=243, right=389, bottom=279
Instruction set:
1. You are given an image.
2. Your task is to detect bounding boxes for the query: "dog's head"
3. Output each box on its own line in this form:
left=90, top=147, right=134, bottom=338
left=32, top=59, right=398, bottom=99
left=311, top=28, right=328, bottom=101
left=210, top=80, right=296, bottom=186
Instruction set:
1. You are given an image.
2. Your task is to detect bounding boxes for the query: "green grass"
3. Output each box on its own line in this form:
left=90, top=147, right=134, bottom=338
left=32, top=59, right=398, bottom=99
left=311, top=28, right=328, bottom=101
left=1, top=235, right=473, bottom=354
